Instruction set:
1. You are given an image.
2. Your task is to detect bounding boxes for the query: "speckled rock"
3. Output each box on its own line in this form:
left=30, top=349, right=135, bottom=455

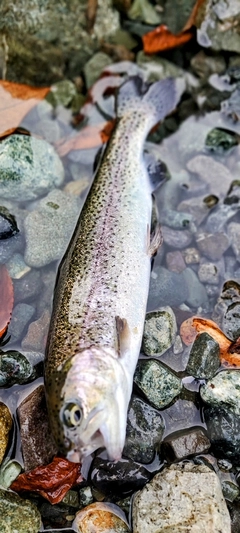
left=7, top=302, right=35, bottom=344
left=0, top=350, right=35, bottom=387
left=0, top=206, right=18, bottom=239
left=90, top=457, right=151, bottom=498
left=142, top=307, right=177, bottom=356
left=205, top=127, right=239, bottom=153
left=0, top=488, right=42, bottom=532
left=162, top=428, right=210, bottom=462
left=198, top=260, right=221, bottom=285
left=123, top=396, right=165, bottom=463
left=73, top=502, right=130, bottom=533
left=0, top=403, right=12, bottom=464
left=134, top=360, right=182, bottom=409
left=17, top=385, right=57, bottom=471
left=79, top=486, right=94, bottom=509
left=132, top=463, right=231, bottom=533
left=197, top=0, right=240, bottom=53
left=0, top=135, right=64, bottom=201
left=201, top=370, right=240, bottom=414
left=24, top=189, right=81, bottom=267
left=222, top=302, right=240, bottom=340
left=204, top=404, right=240, bottom=464
left=46, top=79, right=77, bottom=107
left=186, top=332, right=220, bottom=379
left=84, top=52, right=113, bottom=88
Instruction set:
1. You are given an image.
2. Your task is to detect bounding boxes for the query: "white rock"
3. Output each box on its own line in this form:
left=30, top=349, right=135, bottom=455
left=132, top=462, right=231, bottom=533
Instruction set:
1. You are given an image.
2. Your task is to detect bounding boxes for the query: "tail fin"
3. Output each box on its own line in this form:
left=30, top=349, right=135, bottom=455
left=116, top=76, right=177, bottom=125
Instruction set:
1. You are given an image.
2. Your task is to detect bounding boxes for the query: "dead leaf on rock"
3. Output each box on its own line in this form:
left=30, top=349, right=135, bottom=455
left=0, top=265, right=14, bottom=339
left=55, top=119, right=115, bottom=157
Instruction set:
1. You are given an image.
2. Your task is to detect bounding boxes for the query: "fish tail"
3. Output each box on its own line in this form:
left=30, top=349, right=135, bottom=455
left=116, top=76, right=177, bottom=125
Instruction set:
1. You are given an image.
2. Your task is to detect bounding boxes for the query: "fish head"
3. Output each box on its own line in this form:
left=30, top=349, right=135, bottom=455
left=47, top=345, right=129, bottom=463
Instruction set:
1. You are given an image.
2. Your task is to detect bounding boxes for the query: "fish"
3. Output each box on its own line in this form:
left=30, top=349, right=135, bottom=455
left=44, top=76, right=177, bottom=462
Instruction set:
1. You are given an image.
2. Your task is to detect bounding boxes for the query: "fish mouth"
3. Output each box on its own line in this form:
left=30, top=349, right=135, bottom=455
left=66, top=429, right=105, bottom=463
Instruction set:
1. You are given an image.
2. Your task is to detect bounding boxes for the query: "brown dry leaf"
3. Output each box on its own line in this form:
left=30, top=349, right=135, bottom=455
left=0, top=265, right=14, bottom=338
left=0, top=80, right=50, bottom=138
left=180, top=317, right=198, bottom=346
left=55, top=119, right=115, bottom=157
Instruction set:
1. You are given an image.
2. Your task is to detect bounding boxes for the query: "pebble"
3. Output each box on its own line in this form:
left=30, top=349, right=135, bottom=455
left=0, top=488, right=42, bottom=533
left=0, top=205, right=18, bottom=239
left=0, top=350, right=34, bottom=387
left=47, top=79, right=77, bottom=107
left=205, top=127, right=239, bottom=153
left=162, top=428, right=210, bottom=462
left=17, top=385, right=57, bottom=471
left=84, top=52, right=113, bottom=88
left=134, top=360, right=182, bottom=409
left=0, top=458, right=22, bottom=488
left=148, top=266, right=189, bottom=309
left=177, top=196, right=209, bottom=226
left=182, top=247, right=200, bottom=265
left=90, top=457, right=151, bottom=498
left=222, top=302, right=240, bottom=340
left=198, top=260, right=220, bottom=284
left=166, top=250, right=186, bottom=273
left=0, top=231, right=23, bottom=264
left=161, top=225, right=193, bottom=249
left=204, top=404, right=240, bottom=464
left=0, top=134, right=64, bottom=201
left=181, top=267, right=208, bottom=308
left=142, top=307, right=177, bottom=356
left=6, top=253, right=31, bottom=279
left=123, top=396, right=165, bottom=463
left=7, top=302, right=35, bottom=344
left=21, top=309, right=50, bottom=351
left=73, top=502, right=130, bottom=533
left=186, top=332, right=220, bottom=379
left=13, top=268, right=43, bottom=304
left=24, top=189, right=81, bottom=267
left=228, top=222, right=240, bottom=261
left=0, top=403, right=12, bottom=464
left=201, top=370, right=240, bottom=414
left=186, top=155, right=233, bottom=198
left=79, top=486, right=94, bottom=509
left=196, top=231, right=230, bottom=261
left=162, top=399, right=200, bottom=434
left=132, top=463, right=231, bottom=533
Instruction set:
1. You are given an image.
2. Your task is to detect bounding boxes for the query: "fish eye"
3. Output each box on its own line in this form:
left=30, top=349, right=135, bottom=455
left=62, top=402, right=82, bottom=428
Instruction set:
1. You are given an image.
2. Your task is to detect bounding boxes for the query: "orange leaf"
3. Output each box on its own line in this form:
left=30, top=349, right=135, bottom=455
left=180, top=317, right=198, bottom=346
left=0, top=265, right=14, bottom=338
left=11, top=456, right=83, bottom=504
left=55, top=119, right=115, bottom=157
left=0, top=80, right=50, bottom=139
left=143, top=24, right=193, bottom=54
left=183, top=0, right=208, bottom=31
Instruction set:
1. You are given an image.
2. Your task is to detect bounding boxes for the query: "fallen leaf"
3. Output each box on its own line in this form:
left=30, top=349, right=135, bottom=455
left=0, top=80, right=50, bottom=138
left=10, top=456, right=83, bottom=504
left=55, top=119, right=115, bottom=157
left=142, top=0, right=207, bottom=54
left=180, top=316, right=240, bottom=366
left=87, top=0, right=98, bottom=31
left=0, top=265, right=14, bottom=338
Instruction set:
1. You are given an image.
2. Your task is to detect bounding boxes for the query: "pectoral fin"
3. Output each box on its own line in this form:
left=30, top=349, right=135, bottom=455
left=115, top=316, right=131, bottom=357
left=147, top=222, right=163, bottom=257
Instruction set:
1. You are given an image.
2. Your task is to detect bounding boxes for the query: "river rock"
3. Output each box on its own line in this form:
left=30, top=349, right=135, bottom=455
left=162, top=428, right=210, bottom=462
left=198, top=260, right=221, bottom=285
left=132, top=462, right=231, bottom=533
left=186, top=332, right=220, bottom=379
left=0, top=231, right=23, bottom=264
left=0, top=135, right=64, bottom=201
left=123, top=396, right=165, bottom=463
left=6, top=253, right=31, bottom=279
left=205, top=127, right=239, bottom=154
left=73, top=503, right=130, bottom=533
left=13, top=268, right=43, bottom=303
left=166, top=251, right=186, bottom=273
left=134, top=360, right=182, bottom=409
left=161, top=225, right=193, bottom=249
left=186, top=155, right=233, bottom=198
left=204, top=404, right=240, bottom=464
left=181, top=267, right=208, bottom=308
left=195, top=231, right=230, bottom=261
left=0, top=488, right=42, bottom=532
left=196, top=0, right=240, bottom=53
left=0, top=350, right=35, bottom=387
left=17, top=385, right=57, bottom=471
left=142, top=307, right=177, bottom=356
left=24, top=189, right=81, bottom=267
left=201, top=370, right=240, bottom=414
left=0, top=403, right=12, bottom=464
left=228, top=222, right=240, bottom=261
left=0, top=0, right=120, bottom=85
left=0, top=205, right=18, bottom=239
left=0, top=458, right=22, bottom=489
left=222, top=301, right=240, bottom=340
left=21, top=309, right=50, bottom=351
left=7, top=302, right=35, bottom=344
left=90, top=457, right=151, bottom=498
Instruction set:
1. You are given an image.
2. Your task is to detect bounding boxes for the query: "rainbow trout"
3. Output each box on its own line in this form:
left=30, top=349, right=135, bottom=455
left=45, top=77, right=176, bottom=462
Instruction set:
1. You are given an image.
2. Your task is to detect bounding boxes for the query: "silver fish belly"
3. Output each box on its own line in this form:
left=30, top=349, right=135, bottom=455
left=45, top=76, right=177, bottom=462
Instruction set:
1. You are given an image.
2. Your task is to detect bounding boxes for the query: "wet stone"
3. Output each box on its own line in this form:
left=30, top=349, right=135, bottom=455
left=220, top=473, right=240, bottom=502
left=123, top=395, right=165, bottom=463
left=90, top=457, right=151, bottom=498
left=132, top=463, right=231, bottom=533
left=163, top=399, right=200, bottom=434
left=186, top=332, right=220, bottom=379
left=0, top=206, right=19, bottom=239
left=24, top=189, right=81, bottom=267
left=166, top=251, right=186, bottom=273
left=0, top=403, right=12, bottom=464
left=162, top=428, right=210, bottom=462
left=205, top=127, right=239, bottom=154
left=198, top=260, right=221, bottom=285
left=142, top=307, right=177, bottom=356
left=73, top=502, right=130, bottom=533
left=161, top=225, right=192, bottom=249
left=79, top=486, right=94, bottom=509
left=222, top=302, right=240, bottom=340
left=177, top=196, right=209, bottom=227
left=6, top=253, right=31, bottom=279
left=0, top=459, right=22, bottom=489
left=228, top=222, right=240, bottom=261
left=186, top=155, right=233, bottom=198
left=21, top=309, right=50, bottom=351
left=46, top=79, right=77, bottom=107
left=134, top=360, right=182, bottom=410
left=0, top=488, right=41, bottom=532
left=0, top=134, right=64, bottom=201
left=7, top=302, right=35, bottom=344
left=181, top=267, right=208, bottom=308
left=204, top=405, right=240, bottom=464
left=173, top=335, right=183, bottom=355
left=196, top=231, right=229, bottom=261
left=17, top=385, right=57, bottom=471
left=0, top=231, right=23, bottom=264
left=182, top=247, right=200, bottom=265
left=84, top=52, right=113, bottom=88
left=13, top=268, right=43, bottom=304
left=0, top=350, right=34, bottom=387
left=201, top=370, right=240, bottom=414
left=190, top=50, right=226, bottom=79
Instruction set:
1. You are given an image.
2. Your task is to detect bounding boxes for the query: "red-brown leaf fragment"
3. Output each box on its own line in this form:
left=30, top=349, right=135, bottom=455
left=0, top=265, right=14, bottom=338
left=143, top=24, right=193, bottom=54
left=55, top=119, right=115, bottom=156
left=10, top=456, right=83, bottom=504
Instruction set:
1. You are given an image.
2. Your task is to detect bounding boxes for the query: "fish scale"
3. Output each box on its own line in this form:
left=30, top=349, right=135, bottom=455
left=45, top=76, right=177, bottom=461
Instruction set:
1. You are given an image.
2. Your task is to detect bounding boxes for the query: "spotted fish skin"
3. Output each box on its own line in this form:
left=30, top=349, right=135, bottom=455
left=45, top=77, right=177, bottom=462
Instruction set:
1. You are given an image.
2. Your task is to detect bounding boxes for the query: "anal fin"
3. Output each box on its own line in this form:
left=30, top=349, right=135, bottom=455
left=115, top=316, right=131, bottom=357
